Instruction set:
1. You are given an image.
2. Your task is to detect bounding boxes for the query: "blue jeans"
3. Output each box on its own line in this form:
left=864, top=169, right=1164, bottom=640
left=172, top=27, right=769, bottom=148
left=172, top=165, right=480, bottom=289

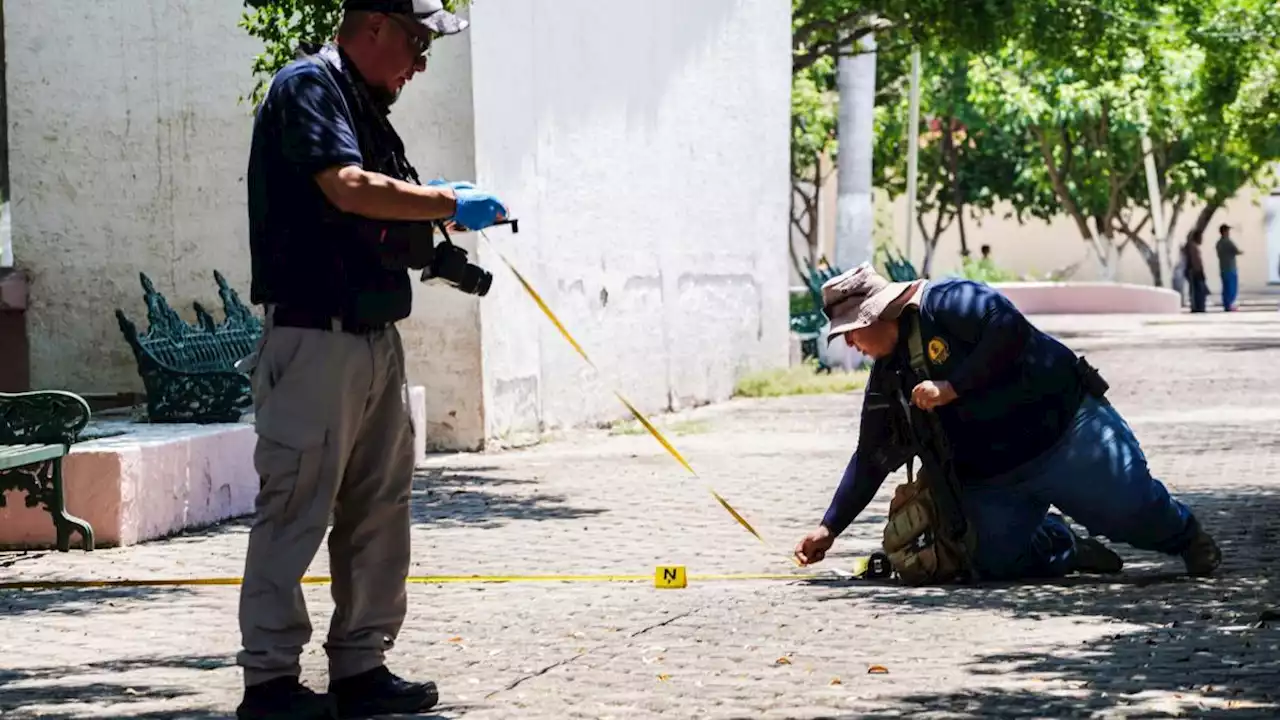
left=961, top=396, right=1195, bottom=581
left=1221, top=270, right=1238, bottom=310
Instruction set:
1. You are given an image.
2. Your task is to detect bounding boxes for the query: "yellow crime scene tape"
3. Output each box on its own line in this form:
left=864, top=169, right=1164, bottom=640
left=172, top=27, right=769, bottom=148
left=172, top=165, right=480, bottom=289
left=0, top=225, right=825, bottom=593
left=479, top=231, right=798, bottom=564
left=0, top=572, right=830, bottom=592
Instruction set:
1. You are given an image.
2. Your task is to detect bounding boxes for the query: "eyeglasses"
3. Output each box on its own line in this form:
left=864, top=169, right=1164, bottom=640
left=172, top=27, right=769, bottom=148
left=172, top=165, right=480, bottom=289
left=386, top=14, right=431, bottom=60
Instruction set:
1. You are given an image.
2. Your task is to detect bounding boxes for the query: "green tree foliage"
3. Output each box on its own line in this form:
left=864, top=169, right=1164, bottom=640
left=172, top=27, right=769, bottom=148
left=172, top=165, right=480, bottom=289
left=790, top=55, right=839, bottom=280
left=788, top=0, right=1031, bottom=276
left=966, top=0, right=1280, bottom=285
left=792, top=0, right=1021, bottom=75
left=1159, top=0, right=1280, bottom=240
left=872, top=44, right=1052, bottom=277
left=239, top=0, right=471, bottom=106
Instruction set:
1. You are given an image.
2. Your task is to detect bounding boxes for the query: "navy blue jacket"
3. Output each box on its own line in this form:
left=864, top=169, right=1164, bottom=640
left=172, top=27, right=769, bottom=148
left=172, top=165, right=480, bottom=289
left=821, top=279, right=1085, bottom=536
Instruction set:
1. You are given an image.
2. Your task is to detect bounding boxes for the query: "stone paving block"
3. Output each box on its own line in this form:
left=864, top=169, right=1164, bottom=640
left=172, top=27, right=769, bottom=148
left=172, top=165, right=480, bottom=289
left=1, top=311, right=1279, bottom=717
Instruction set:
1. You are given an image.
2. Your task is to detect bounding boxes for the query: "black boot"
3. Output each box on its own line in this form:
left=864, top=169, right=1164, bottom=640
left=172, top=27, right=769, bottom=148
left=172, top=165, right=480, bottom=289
left=236, top=676, right=336, bottom=720
left=330, top=666, right=439, bottom=719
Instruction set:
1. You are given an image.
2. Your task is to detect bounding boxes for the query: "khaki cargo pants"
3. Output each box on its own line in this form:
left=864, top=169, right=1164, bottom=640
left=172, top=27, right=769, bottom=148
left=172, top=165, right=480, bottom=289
left=236, top=311, right=416, bottom=686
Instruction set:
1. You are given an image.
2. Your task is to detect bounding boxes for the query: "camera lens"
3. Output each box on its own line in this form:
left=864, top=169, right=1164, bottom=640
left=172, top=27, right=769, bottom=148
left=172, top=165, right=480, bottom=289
left=464, top=266, right=492, bottom=296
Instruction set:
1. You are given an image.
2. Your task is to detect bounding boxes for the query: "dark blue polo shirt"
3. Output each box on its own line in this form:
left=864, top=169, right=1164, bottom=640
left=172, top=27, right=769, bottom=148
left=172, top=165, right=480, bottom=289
left=247, top=53, right=411, bottom=322
left=821, top=279, right=1084, bottom=535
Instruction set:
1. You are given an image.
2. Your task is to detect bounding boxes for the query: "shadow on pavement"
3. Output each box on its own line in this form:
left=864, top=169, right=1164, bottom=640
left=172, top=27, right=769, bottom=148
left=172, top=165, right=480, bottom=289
left=0, top=652, right=470, bottom=720
left=411, top=466, right=608, bottom=529
left=820, top=488, right=1280, bottom=718
left=0, top=653, right=231, bottom=719
left=0, top=586, right=197, bottom=620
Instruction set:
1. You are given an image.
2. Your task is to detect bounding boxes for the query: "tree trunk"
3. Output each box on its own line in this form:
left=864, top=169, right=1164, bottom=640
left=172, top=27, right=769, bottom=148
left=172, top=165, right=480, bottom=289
left=1191, top=200, right=1224, bottom=241
left=942, top=114, right=969, bottom=259
left=1034, top=126, right=1109, bottom=269
left=1129, top=234, right=1162, bottom=287
left=789, top=236, right=809, bottom=283
left=1093, top=216, right=1118, bottom=279
left=790, top=179, right=818, bottom=280
left=918, top=210, right=951, bottom=279
left=919, top=214, right=936, bottom=278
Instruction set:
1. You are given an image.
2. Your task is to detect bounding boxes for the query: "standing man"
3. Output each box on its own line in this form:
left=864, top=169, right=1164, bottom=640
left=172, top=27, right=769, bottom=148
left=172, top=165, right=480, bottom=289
left=237, top=2, right=508, bottom=718
left=1184, top=231, right=1209, bottom=313
left=1216, top=223, right=1243, bottom=312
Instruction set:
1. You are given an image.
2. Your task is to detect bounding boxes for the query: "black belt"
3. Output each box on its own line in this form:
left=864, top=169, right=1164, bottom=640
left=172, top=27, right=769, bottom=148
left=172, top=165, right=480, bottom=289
left=270, top=306, right=389, bottom=335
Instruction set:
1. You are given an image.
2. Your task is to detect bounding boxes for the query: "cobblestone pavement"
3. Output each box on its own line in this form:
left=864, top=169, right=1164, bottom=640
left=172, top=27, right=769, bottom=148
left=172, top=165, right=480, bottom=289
left=2, top=311, right=1279, bottom=718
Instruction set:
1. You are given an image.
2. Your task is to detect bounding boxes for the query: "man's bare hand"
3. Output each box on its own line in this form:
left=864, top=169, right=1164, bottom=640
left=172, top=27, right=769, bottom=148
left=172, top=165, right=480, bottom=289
left=911, top=380, right=957, bottom=411
left=795, top=525, right=835, bottom=566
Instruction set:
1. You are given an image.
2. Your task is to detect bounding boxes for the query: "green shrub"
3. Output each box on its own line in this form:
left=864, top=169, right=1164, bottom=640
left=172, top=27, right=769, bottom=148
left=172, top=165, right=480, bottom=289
left=734, top=360, right=868, bottom=398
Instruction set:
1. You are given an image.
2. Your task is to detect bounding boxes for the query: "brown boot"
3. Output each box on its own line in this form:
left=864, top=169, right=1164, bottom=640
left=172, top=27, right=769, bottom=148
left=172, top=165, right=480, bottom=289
left=1071, top=535, right=1123, bottom=575
left=1181, top=517, right=1222, bottom=577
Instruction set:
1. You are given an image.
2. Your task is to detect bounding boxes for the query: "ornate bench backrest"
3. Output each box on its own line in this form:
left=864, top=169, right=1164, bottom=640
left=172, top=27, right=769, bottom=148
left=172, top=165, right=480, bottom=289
left=116, top=272, right=262, bottom=374
left=0, top=391, right=92, bottom=445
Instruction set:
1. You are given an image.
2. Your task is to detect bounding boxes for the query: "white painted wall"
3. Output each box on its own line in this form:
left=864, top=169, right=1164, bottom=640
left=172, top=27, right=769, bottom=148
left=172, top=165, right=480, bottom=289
left=5, top=0, right=487, bottom=450
left=8, top=0, right=792, bottom=450
left=886, top=184, right=1280, bottom=293
left=389, top=14, right=487, bottom=450
left=469, top=0, right=793, bottom=441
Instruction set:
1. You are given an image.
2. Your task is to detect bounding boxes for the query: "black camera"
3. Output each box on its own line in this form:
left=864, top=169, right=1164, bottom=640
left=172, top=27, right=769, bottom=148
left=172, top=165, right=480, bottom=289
left=422, top=238, right=492, bottom=297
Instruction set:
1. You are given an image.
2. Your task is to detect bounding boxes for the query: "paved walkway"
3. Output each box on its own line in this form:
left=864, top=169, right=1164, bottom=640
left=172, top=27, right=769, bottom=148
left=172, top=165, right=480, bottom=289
left=2, top=311, right=1279, bottom=718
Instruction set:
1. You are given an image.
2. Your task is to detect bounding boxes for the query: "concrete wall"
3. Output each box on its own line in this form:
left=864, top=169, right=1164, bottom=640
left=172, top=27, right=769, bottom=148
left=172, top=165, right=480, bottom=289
left=469, top=0, right=792, bottom=440
left=898, top=184, right=1280, bottom=292
left=390, top=14, right=486, bottom=450
left=792, top=169, right=1280, bottom=292
left=3, top=0, right=488, bottom=449
left=795, top=164, right=1280, bottom=294
left=6, top=0, right=263, bottom=393
left=7, top=0, right=792, bottom=450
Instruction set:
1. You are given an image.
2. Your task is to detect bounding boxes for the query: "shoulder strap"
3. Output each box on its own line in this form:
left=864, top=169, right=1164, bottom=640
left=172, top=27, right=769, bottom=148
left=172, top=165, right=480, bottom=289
left=906, top=311, right=930, bottom=380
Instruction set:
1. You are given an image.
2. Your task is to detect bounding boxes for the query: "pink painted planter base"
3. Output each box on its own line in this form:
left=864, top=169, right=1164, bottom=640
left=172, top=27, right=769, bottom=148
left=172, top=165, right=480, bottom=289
left=0, top=423, right=259, bottom=549
left=992, top=282, right=1181, bottom=315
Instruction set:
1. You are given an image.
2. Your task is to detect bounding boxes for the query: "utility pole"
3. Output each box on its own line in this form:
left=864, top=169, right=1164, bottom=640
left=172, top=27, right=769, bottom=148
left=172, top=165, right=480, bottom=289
left=903, top=48, right=921, bottom=267
left=833, top=33, right=877, bottom=272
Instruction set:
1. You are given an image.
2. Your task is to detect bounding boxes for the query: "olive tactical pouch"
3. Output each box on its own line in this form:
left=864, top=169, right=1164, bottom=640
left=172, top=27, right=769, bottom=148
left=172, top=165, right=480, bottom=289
left=880, top=311, right=979, bottom=586
left=882, top=468, right=973, bottom=586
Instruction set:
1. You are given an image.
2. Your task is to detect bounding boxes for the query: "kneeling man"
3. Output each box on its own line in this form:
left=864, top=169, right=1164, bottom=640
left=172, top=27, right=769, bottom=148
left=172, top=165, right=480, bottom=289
left=795, top=264, right=1220, bottom=581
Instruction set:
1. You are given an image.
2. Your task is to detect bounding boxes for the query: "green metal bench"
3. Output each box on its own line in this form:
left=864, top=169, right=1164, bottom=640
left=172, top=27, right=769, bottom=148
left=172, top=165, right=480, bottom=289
left=877, top=245, right=919, bottom=282
left=791, top=259, right=845, bottom=369
left=115, top=271, right=260, bottom=425
left=0, top=390, right=95, bottom=551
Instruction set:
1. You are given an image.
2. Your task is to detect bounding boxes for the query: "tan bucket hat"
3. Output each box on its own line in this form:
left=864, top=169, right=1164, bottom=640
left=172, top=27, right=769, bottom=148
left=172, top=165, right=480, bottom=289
left=821, top=263, right=920, bottom=344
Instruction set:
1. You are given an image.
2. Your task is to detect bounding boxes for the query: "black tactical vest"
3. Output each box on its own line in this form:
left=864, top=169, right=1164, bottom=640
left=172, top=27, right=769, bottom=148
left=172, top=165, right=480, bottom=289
left=247, top=42, right=427, bottom=325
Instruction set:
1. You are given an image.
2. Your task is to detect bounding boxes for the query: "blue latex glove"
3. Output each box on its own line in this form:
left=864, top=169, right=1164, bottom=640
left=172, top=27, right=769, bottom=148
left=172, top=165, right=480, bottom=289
left=428, top=178, right=475, bottom=192
left=452, top=187, right=508, bottom=232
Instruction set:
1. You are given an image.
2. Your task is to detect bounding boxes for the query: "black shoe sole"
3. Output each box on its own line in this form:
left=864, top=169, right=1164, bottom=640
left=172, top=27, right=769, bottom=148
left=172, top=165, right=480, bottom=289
left=335, top=682, right=439, bottom=719
left=236, top=700, right=337, bottom=720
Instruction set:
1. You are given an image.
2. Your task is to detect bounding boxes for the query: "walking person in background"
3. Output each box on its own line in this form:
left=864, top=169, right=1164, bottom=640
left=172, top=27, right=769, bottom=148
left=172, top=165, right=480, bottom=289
left=1184, top=231, right=1209, bottom=313
left=1216, top=224, right=1243, bottom=312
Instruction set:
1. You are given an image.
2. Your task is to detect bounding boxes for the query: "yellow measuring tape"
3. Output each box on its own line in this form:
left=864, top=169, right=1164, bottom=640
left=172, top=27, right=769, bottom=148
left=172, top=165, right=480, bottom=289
left=481, top=232, right=791, bottom=560
left=0, top=227, right=805, bottom=594
left=0, top=572, right=825, bottom=592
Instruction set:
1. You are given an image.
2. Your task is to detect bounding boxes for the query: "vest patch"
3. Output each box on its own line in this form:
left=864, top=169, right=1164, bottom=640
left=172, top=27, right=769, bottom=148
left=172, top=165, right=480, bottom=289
left=927, top=337, right=950, bottom=364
